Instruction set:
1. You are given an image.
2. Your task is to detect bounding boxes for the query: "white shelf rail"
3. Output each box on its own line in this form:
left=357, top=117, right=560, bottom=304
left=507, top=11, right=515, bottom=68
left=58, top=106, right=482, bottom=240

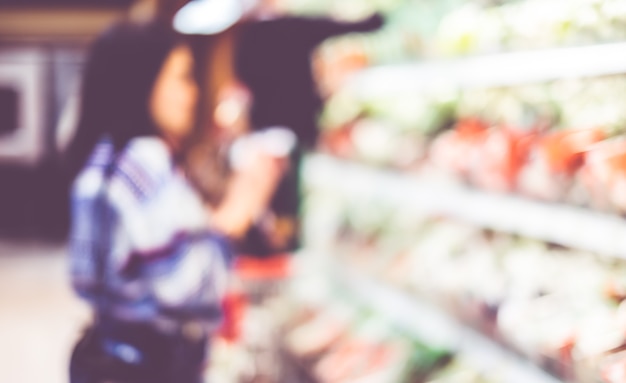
left=304, top=154, right=626, bottom=259
left=345, top=42, right=626, bottom=97
left=336, top=266, right=564, bottom=383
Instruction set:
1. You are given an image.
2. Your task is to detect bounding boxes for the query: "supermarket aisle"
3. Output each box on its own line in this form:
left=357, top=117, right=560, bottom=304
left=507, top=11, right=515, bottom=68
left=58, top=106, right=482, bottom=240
left=0, top=241, right=91, bottom=383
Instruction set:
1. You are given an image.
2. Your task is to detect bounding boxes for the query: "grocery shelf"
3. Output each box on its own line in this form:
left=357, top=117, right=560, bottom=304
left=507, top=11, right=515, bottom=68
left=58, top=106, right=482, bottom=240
left=304, top=154, right=626, bottom=259
left=334, top=265, right=564, bottom=383
left=344, top=42, right=626, bottom=97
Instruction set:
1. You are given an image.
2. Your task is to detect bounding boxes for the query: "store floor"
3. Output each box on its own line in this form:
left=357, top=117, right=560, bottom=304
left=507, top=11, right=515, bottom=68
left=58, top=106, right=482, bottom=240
left=0, top=241, right=90, bottom=383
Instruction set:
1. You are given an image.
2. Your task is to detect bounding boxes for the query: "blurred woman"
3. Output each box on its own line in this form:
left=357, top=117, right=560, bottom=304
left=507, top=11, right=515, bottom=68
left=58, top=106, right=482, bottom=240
left=67, top=20, right=282, bottom=383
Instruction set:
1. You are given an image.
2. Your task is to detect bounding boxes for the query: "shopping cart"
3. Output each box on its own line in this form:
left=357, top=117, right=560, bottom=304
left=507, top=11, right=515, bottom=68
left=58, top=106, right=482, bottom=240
left=211, top=254, right=306, bottom=383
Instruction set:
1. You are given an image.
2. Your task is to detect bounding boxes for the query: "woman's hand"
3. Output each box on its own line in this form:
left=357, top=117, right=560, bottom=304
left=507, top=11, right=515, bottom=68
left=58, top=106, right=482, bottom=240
left=210, top=152, right=286, bottom=239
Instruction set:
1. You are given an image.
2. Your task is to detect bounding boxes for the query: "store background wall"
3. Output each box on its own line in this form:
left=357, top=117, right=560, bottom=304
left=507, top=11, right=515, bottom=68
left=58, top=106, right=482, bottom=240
left=0, top=0, right=196, bottom=240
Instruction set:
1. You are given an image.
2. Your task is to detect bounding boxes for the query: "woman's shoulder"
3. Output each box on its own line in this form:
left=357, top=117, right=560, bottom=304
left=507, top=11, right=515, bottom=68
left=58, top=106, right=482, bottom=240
left=110, top=137, right=174, bottom=202
left=122, top=137, right=172, bottom=171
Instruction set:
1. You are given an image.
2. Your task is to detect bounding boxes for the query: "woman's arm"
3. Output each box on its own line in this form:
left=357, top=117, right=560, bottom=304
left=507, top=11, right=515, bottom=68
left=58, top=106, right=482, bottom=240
left=147, top=154, right=284, bottom=312
left=209, top=153, right=284, bottom=239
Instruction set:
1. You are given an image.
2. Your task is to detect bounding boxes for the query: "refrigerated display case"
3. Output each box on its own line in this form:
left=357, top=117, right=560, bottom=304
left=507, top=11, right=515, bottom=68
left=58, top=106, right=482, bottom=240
left=283, top=1, right=626, bottom=382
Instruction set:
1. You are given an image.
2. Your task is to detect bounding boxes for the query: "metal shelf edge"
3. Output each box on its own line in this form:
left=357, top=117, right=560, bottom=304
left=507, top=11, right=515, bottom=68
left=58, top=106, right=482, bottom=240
left=304, top=154, right=626, bottom=260
left=344, top=42, right=626, bottom=96
left=335, top=265, right=564, bottom=383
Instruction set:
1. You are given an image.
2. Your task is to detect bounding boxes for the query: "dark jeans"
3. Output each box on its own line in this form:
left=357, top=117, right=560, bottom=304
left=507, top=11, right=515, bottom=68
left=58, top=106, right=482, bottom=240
left=70, top=317, right=207, bottom=383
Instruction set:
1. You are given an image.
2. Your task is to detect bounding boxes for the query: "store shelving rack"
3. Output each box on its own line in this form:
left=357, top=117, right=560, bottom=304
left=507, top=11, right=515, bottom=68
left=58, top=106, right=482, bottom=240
left=304, top=39, right=626, bottom=383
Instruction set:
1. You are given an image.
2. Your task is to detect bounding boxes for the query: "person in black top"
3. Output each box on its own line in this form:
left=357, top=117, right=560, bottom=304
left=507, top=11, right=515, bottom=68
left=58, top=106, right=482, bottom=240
left=235, top=9, right=383, bottom=148
left=234, top=2, right=383, bottom=256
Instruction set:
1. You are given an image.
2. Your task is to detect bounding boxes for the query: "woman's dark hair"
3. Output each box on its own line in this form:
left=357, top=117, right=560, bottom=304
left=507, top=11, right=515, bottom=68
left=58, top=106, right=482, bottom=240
left=66, top=19, right=188, bottom=179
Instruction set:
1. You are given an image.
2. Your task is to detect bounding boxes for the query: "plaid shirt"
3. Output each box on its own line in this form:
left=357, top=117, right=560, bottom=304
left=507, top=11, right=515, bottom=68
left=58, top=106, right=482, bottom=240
left=70, top=137, right=232, bottom=331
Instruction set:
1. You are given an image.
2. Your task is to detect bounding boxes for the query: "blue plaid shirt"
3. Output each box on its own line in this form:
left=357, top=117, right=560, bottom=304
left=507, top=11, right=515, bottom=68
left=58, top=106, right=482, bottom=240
left=70, top=137, right=232, bottom=331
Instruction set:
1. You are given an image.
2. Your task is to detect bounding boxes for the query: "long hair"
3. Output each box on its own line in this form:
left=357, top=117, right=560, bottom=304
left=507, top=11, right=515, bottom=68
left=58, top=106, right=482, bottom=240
left=65, top=20, right=187, bottom=180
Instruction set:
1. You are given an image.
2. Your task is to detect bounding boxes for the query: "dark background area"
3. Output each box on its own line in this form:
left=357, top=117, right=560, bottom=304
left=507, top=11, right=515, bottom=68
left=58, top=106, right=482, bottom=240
left=0, top=0, right=133, bottom=5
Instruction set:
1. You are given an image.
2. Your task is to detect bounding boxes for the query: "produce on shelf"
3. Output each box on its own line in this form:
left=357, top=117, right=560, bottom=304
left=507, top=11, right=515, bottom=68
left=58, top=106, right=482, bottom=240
left=599, top=351, right=626, bottom=383
left=303, top=0, right=626, bottom=64
left=284, top=302, right=355, bottom=360
left=302, top=181, right=626, bottom=383
left=428, top=118, right=489, bottom=178
left=320, top=88, right=457, bottom=166
left=518, top=128, right=605, bottom=202
left=290, top=0, right=467, bottom=62
left=437, top=0, right=626, bottom=56
left=581, top=138, right=626, bottom=213
left=273, top=271, right=505, bottom=383
left=425, top=360, right=497, bottom=383
left=318, top=74, right=626, bottom=215
left=429, top=118, right=539, bottom=193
